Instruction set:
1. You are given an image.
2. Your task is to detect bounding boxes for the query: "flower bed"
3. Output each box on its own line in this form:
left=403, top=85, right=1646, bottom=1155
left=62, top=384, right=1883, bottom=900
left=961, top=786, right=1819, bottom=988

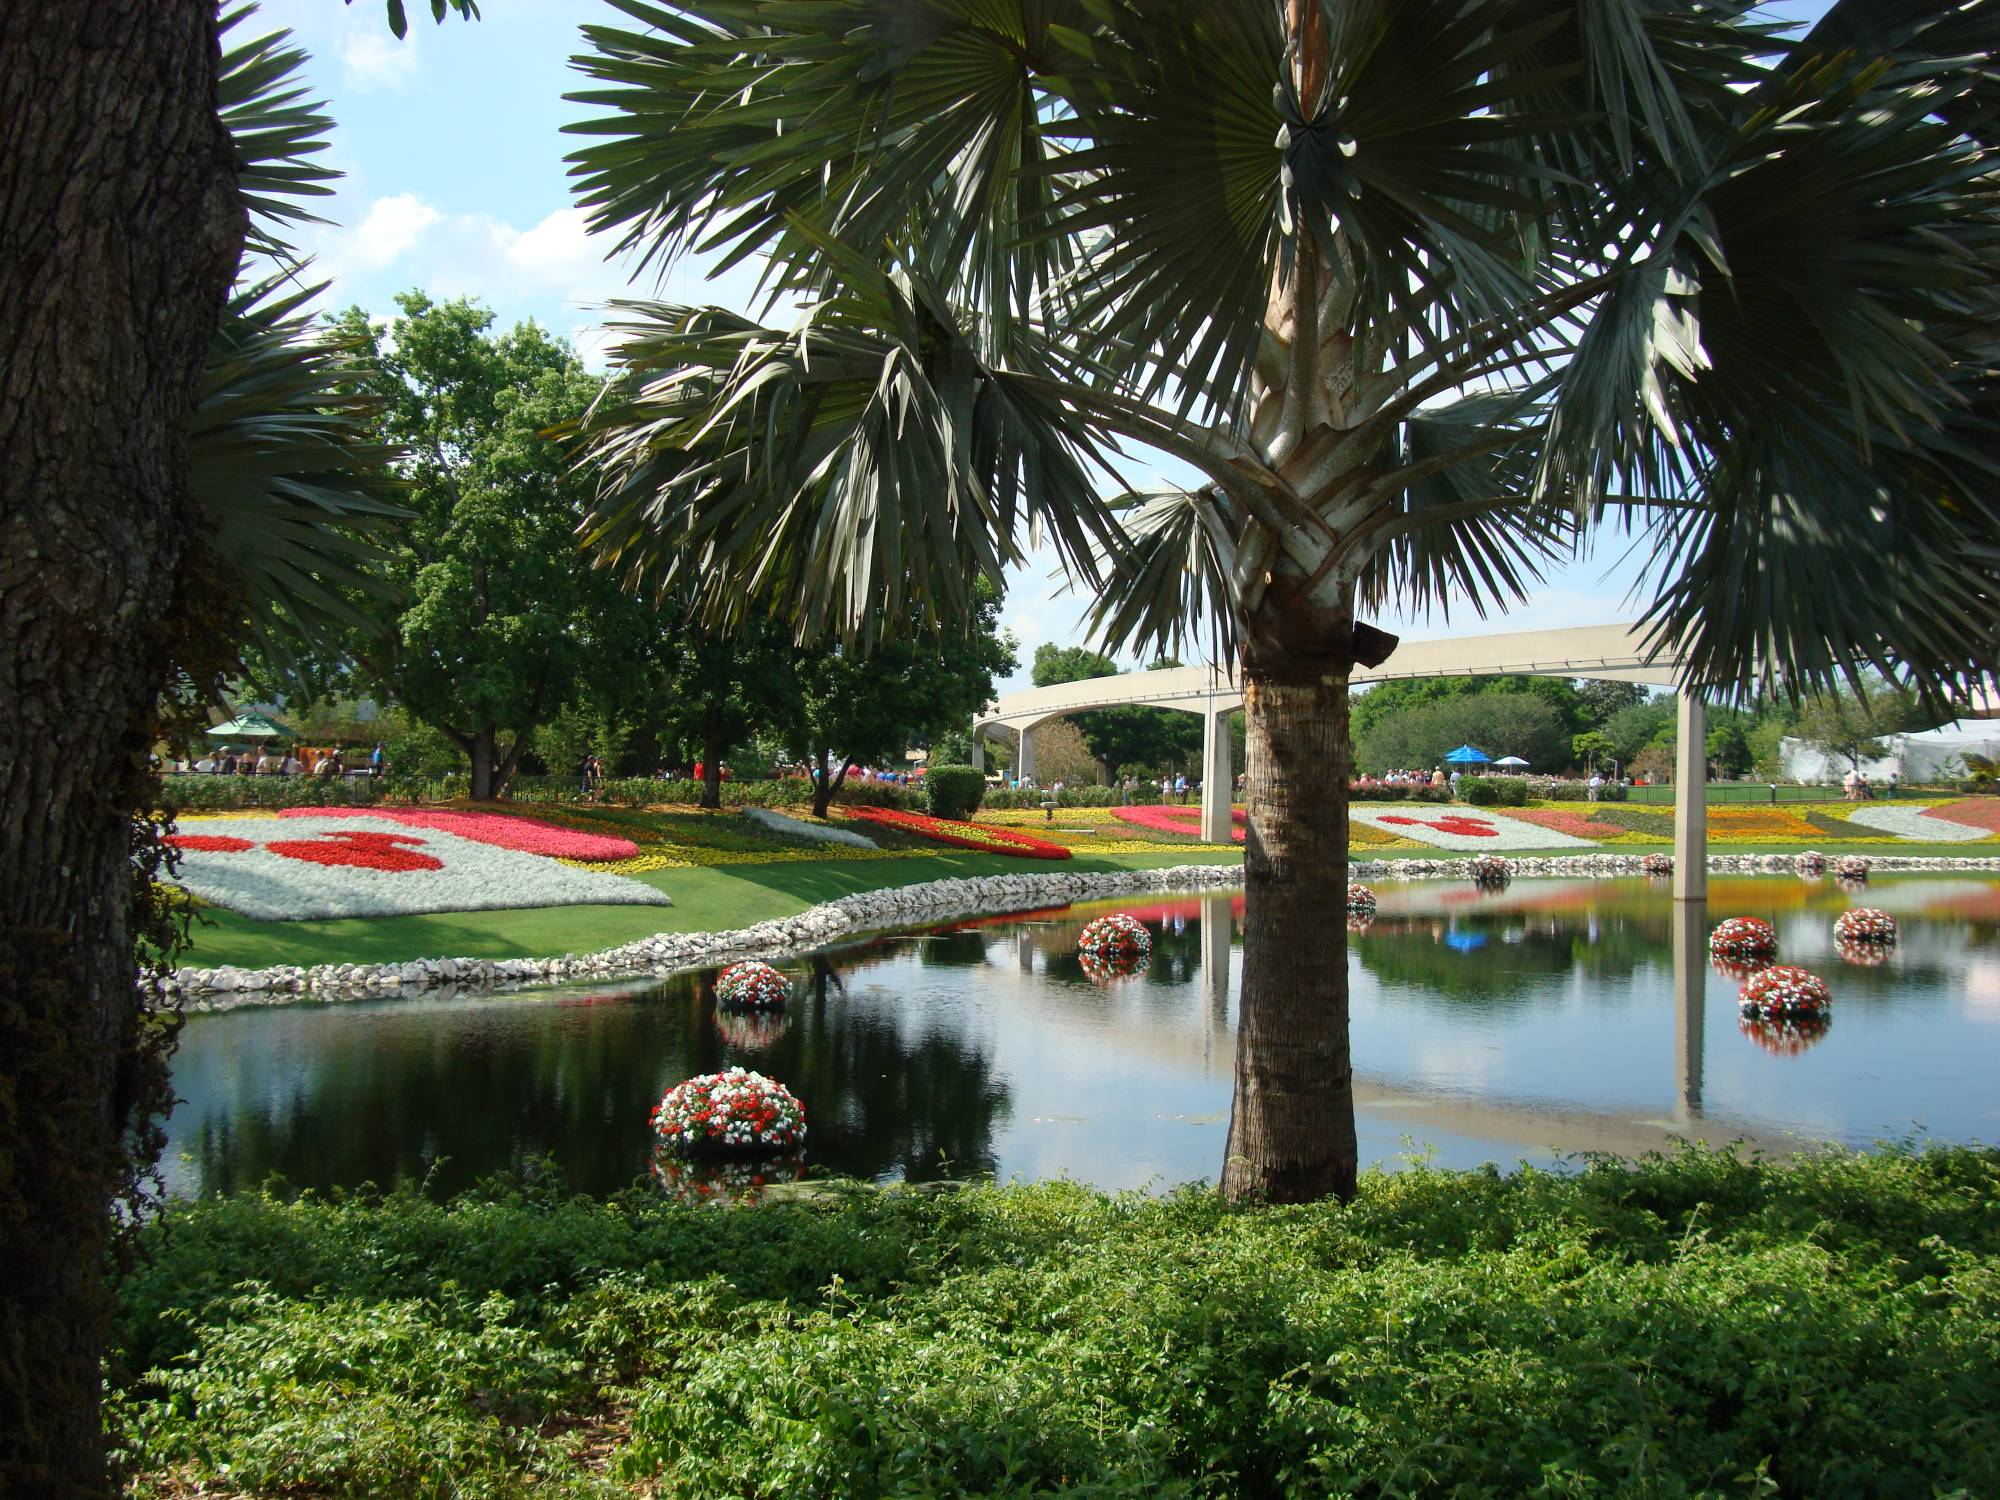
left=1346, top=883, right=1377, bottom=913
left=843, top=804, right=1071, bottom=859
left=163, top=814, right=671, bottom=921
left=277, top=805, right=639, bottom=861
left=1709, top=916, right=1778, bottom=959
left=1739, top=965, right=1832, bottom=1018
left=1845, top=806, right=1991, bottom=843
left=743, top=806, right=880, bottom=849
left=1510, top=807, right=1633, bottom=841
left=1832, top=908, right=1897, bottom=945
left=651, top=1068, right=806, bottom=1155
left=1350, top=807, right=1591, bottom=850
left=716, top=960, right=791, bottom=1010
left=1110, top=805, right=1246, bottom=843
left=1922, top=799, right=2000, bottom=833
left=1469, top=854, right=1510, bottom=887
left=1077, top=912, right=1152, bottom=963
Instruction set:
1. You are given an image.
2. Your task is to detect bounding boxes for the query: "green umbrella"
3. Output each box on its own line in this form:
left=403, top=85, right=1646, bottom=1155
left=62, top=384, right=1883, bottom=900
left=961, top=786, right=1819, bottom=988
left=206, top=711, right=294, bottom=740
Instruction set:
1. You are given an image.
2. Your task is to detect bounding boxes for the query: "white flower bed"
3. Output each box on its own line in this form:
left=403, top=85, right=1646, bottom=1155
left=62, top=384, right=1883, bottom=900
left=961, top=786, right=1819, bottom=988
left=1844, top=806, right=1989, bottom=843
left=1349, top=805, right=1592, bottom=850
left=167, top=814, right=672, bottom=920
left=744, top=806, right=878, bottom=849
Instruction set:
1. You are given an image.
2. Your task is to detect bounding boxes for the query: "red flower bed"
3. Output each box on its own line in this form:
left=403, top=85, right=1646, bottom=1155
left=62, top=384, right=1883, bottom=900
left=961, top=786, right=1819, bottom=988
left=262, top=829, right=444, bottom=872
left=842, top=805, right=1071, bottom=860
left=1925, top=800, right=2000, bottom=833
left=1510, top=808, right=1609, bottom=840
left=278, top=805, right=638, bottom=861
left=165, top=834, right=255, bottom=853
left=1110, top=805, right=1247, bottom=843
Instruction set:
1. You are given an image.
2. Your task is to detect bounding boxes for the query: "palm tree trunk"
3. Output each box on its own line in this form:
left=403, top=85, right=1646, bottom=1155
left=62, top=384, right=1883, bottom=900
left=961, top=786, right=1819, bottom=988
left=0, top=6, right=241, bottom=1494
left=1220, top=655, right=1358, bottom=1204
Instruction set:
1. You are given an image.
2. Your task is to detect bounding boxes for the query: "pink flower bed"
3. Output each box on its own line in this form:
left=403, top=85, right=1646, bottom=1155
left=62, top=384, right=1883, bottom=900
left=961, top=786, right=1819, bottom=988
left=1510, top=807, right=1610, bottom=840
left=1926, top=800, right=2000, bottom=833
left=277, top=806, right=639, bottom=861
left=1111, top=804, right=1246, bottom=843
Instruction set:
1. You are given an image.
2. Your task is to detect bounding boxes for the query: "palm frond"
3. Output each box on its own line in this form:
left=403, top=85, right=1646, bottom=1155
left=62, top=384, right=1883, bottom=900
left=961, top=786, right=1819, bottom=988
left=219, top=4, right=339, bottom=259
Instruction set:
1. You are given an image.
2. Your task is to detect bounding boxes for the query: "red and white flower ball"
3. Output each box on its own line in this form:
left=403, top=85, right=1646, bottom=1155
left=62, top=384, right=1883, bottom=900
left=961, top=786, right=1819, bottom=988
left=716, top=960, right=791, bottom=1011
left=1794, top=850, right=1828, bottom=877
left=1346, top=883, right=1378, bottom=914
left=1078, top=913, right=1152, bottom=963
left=1642, top=852, right=1674, bottom=878
left=651, top=1151, right=804, bottom=1207
left=1832, top=908, right=1897, bottom=945
left=1836, top=855, right=1872, bottom=882
left=652, top=1067, right=806, bottom=1155
left=1738, top=965, right=1832, bottom=1019
left=1469, top=854, right=1510, bottom=887
left=1709, top=916, right=1778, bottom=959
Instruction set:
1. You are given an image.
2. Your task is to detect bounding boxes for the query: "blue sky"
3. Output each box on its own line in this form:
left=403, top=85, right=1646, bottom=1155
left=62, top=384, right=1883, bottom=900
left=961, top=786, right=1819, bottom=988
left=256, top=0, right=1835, bottom=688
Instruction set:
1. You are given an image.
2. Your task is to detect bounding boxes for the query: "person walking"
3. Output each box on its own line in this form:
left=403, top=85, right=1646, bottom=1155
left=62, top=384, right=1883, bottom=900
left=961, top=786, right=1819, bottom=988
left=370, top=742, right=385, bottom=781
left=1588, top=771, right=1604, bottom=803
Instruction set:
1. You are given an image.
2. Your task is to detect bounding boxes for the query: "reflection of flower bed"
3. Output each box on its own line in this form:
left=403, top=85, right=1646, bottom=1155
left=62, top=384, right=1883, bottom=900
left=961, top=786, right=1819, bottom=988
left=1832, top=908, right=1896, bottom=945
left=1346, top=884, right=1377, bottom=913
left=1710, top=953, right=1773, bottom=984
left=652, top=1068, right=807, bottom=1155
left=1709, top=916, right=1778, bottom=959
left=843, top=805, right=1071, bottom=859
left=713, top=1009, right=788, bottom=1049
left=1078, top=912, right=1152, bottom=961
left=716, top=960, right=791, bottom=1011
left=1110, top=805, right=1246, bottom=844
left=1835, top=937, right=1894, bottom=968
left=1739, top=965, right=1831, bottom=1018
left=1642, top=853, right=1673, bottom=877
left=650, top=1150, right=804, bottom=1206
left=1469, top=854, right=1510, bottom=887
left=1738, top=1012, right=1831, bottom=1056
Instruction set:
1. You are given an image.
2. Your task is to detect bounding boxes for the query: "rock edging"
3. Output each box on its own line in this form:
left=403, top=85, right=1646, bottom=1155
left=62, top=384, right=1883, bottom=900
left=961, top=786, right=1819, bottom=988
left=164, top=862, right=1246, bottom=1010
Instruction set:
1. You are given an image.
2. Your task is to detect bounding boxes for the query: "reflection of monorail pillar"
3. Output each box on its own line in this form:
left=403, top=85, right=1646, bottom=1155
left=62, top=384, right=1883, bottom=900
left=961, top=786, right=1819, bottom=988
left=1200, top=891, right=1232, bottom=1064
left=1672, top=897, right=1706, bottom=1120
left=1017, top=928, right=1035, bottom=974
left=1673, top=690, right=1707, bottom=901
left=1200, top=704, right=1234, bottom=843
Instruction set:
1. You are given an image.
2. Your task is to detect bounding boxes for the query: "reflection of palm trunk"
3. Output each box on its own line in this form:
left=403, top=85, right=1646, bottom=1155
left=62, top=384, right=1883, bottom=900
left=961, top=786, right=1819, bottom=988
left=1200, top=892, right=1233, bottom=1073
left=1672, top=898, right=1707, bottom=1121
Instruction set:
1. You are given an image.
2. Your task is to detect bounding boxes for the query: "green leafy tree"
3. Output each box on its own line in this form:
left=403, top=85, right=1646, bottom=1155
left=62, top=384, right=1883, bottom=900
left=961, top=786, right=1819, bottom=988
left=1357, top=693, right=1570, bottom=775
left=655, top=614, right=803, bottom=808
left=568, top=3, right=2000, bottom=1204
left=1603, top=700, right=1676, bottom=767
left=1572, top=730, right=1614, bottom=774
left=1791, top=678, right=1921, bottom=774
left=1030, top=646, right=1205, bottom=781
left=1575, top=679, right=1651, bottom=730
left=796, top=586, right=1016, bottom=817
left=1353, top=675, right=1586, bottom=741
left=326, top=295, right=627, bottom=800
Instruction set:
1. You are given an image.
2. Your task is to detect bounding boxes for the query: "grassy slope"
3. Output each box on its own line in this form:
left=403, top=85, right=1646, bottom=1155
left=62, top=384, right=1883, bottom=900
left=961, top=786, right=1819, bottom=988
left=180, top=849, right=1246, bottom=970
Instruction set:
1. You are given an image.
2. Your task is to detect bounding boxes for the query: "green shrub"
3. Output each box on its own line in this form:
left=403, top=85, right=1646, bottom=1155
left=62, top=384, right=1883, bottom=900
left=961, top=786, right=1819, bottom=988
left=1458, top=777, right=1500, bottom=805
left=161, top=775, right=383, bottom=811
left=1352, top=783, right=1453, bottom=803
left=110, top=1148, right=2000, bottom=1499
left=925, top=764, right=987, bottom=820
left=1488, top=775, right=1529, bottom=806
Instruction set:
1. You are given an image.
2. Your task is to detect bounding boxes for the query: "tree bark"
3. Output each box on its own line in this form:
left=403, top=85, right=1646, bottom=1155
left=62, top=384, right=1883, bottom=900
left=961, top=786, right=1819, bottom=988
left=700, top=702, right=723, bottom=809
left=469, top=729, right=498, bottom=801
left=1221, top=635, right=1359, bottom=1204
left=0, top=6, right=242, bottom=1495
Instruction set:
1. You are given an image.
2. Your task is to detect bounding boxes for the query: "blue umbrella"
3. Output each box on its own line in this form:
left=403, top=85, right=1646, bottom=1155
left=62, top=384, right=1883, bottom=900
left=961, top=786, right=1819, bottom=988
left=1443, top=744, right=1490, bottom=765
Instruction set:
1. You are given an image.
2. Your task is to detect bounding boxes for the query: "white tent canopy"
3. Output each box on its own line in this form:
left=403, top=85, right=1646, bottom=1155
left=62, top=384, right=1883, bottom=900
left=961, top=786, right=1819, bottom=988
left=1780, top=719, right=2000, bottom=785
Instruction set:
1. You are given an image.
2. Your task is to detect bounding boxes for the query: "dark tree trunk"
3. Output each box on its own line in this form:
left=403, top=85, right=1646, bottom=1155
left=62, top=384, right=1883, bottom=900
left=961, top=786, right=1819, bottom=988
left=701, top=702, right=723, bottom=809
left=0, top=6, right=242, bottom=1495
left=1221, top=636, right=1358, bottom=1205
left=469, top=729, right=499, bottom=800
left=810, top=747, right=852, bottom=819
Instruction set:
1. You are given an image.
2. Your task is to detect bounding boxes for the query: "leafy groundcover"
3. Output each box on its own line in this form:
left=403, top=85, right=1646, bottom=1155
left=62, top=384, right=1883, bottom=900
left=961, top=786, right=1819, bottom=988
left=113, top=1147, right=1999, bottom=1498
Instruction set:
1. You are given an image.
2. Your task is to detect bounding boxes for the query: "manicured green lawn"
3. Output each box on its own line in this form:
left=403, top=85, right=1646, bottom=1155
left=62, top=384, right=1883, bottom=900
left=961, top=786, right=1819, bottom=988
left=180, top=849, right=1246, bottom=970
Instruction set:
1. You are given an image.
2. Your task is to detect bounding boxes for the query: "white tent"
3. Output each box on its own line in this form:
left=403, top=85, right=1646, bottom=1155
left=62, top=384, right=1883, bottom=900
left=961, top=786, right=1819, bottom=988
left=1780, top=719, right=2000, bottom=785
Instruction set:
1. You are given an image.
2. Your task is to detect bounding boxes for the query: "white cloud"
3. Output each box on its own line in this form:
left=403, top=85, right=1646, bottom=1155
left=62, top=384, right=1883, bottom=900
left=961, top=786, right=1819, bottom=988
left=351, top=193, right=442, bottom=267
left=502, top=207, right=597, bottom=275
left=339, top=26, right=423, bottom=92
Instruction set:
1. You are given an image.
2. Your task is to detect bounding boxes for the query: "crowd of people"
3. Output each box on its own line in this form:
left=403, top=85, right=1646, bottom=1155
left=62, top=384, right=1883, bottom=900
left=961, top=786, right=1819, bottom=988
left=164, top=743, right=386, bottom=780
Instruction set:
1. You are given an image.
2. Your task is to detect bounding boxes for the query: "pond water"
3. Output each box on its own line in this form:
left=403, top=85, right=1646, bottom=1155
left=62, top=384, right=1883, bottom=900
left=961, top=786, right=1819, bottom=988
left=161, top=874, right=2000, bottom=1198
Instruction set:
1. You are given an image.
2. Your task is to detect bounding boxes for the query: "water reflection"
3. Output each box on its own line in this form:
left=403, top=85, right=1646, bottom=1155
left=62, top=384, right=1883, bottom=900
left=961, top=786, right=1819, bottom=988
left=163, top=875, right=2000, bottom=1197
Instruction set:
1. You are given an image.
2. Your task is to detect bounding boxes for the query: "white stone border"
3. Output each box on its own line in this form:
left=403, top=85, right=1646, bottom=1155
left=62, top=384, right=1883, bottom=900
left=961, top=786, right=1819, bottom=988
left=163, top=852, right=2000, bottom=1011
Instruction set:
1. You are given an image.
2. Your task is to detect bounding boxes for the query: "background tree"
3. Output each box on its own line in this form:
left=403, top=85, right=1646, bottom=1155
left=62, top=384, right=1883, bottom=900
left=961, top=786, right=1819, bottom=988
left=1576, top=679, right=1651, bottom=729
left=325, top=295, right=622, bottom=800
left=795, top=586, right=1015, bottom=816
left=1356, top=692, right=1571, bottom=775
left=570, top=2, right=2000, bottom=1205
left=1029, top=646, right=1203, bottom=781
left=1791, top=678, right=1921, bottom=775
left=1, top=4, right=472, bottom=1490
left=1603, top=699, right=1678, bottom=769
left=1024, top=720, right=1103, bottom=790
left=656, top=615, right=803, bottom=808
left=1572, top=730, right=1614, bottom=775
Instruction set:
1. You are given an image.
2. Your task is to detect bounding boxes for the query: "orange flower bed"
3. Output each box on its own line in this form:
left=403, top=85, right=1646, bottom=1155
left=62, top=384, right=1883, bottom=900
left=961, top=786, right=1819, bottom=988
left=1708, top=808, right=1822, bottom=840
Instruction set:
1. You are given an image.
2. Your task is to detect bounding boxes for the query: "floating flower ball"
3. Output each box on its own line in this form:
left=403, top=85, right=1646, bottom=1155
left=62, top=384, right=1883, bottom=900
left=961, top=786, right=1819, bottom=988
left=713, top=1009, right=787, bottom=1050
left=716, top=960, right=791, bottom=1011
left=1835, top=937, right=1894, bottom=968
left=651, top=1150, right=804, bottom=1207
left=1078, top=912, right=1152, bottom=962
left=1709, top=916, right=1778, bottom=959
left=1836, top=855, right=1871, bottom=882
left=1346, top=883, right=1378, bottom=914
left=1642, top=852, right=1674, bottom=878
left=1739, top=965, right=1832, bottom=1019
left=1738, top=1012, right=1831, bottom=1056
left=1833, top=907, right=1896, bottom=945
left=1794, top=850, right=1827, bottom=877
left=1346, top=911, right=1376, bottom=935
left=652, top=1068, right=806, bottom=1155
left=1469, top=854, right=1510, bottom=887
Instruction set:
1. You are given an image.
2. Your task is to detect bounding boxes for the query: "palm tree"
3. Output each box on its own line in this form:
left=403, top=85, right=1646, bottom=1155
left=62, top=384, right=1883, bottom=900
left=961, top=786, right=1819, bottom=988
left=565, top=0, right=1999, bottom=1202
